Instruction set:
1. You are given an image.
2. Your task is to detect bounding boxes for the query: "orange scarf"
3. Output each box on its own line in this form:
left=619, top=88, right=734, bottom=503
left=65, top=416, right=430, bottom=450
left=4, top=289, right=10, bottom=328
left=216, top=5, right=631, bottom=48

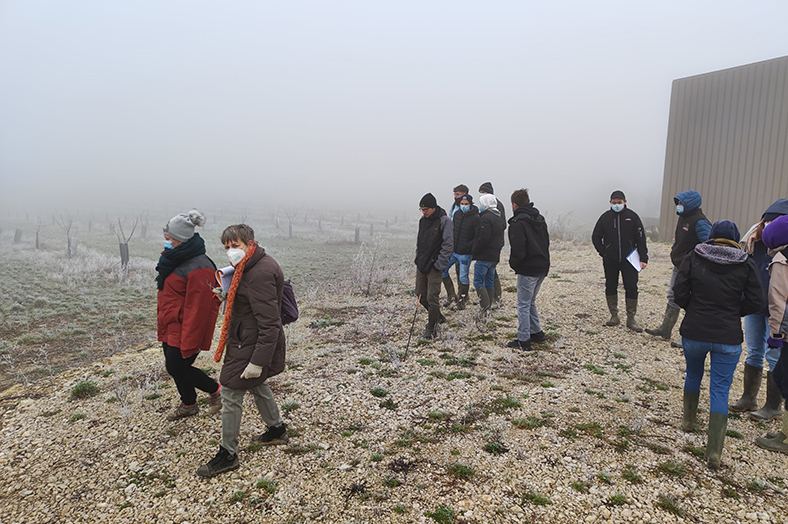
left=213, top=242, right=257, bottom=363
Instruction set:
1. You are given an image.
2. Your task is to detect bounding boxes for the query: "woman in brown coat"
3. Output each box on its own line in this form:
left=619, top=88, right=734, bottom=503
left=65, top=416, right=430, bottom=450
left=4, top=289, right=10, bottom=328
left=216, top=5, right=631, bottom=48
left=198, top=224, right=288, bottom=477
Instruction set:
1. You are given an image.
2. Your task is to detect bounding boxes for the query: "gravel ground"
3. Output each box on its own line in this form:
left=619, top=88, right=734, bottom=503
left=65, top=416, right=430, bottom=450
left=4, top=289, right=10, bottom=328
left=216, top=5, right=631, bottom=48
left=1, top=241, right=787, bottom=524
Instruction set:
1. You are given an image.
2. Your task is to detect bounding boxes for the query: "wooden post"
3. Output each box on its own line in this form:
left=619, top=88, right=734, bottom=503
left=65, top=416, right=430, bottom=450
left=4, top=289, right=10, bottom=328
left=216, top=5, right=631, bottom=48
left=14, top=229, right=22, bottom=243
left=354, top=226, right=361, bottom=244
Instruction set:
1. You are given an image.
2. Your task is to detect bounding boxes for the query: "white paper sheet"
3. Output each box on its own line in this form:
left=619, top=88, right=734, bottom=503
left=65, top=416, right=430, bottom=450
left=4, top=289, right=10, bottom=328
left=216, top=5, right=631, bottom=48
left=626, top=248, right=642, bottom=272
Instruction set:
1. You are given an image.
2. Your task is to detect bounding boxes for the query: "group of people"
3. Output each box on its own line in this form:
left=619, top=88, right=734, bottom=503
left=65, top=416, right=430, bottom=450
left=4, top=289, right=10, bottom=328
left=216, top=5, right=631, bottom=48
left=155, top=188, right=788, bottom=479
left=414, top=182, right=550, bottom=351
left=156, top=210, right=289, bottom=478
left=590, top=190, right=788, bottom=468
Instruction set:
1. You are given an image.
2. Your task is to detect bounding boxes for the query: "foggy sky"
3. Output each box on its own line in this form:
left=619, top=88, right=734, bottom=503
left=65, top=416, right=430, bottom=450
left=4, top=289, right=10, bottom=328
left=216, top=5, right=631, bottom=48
left=1, top=1, right=786, bottom=225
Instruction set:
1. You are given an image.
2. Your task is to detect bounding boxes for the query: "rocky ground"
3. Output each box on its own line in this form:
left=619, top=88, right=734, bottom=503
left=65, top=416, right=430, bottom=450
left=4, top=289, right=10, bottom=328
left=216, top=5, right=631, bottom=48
left=1, top=241, right=787, bottom=524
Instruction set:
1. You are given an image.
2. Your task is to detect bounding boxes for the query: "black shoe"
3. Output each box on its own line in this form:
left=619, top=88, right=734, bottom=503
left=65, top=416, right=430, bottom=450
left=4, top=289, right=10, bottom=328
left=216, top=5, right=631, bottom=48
left=197, top=446, right=239, bottom=478
left=506, top=339, right=533, bottom=351
left=253, top=423, right=290, bottom=446
left=530, top=331, right=546, bottom=343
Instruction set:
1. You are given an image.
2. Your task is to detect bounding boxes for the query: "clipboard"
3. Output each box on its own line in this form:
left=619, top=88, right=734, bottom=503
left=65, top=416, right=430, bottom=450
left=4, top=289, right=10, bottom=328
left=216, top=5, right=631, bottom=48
left=626, top=248, right=642, bottom=273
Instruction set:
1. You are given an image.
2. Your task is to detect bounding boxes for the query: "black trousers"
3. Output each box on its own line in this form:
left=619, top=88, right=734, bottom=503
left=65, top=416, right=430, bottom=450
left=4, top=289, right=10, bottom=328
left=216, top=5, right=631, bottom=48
left=163, top=343, right=218, bottom=405
left=603, top=257, right=639, bottom=299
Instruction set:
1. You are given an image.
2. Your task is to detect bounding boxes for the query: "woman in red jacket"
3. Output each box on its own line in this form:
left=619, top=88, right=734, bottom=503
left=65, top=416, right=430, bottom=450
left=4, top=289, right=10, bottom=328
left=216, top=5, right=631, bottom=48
left=156, top=209, right=221, bottom=420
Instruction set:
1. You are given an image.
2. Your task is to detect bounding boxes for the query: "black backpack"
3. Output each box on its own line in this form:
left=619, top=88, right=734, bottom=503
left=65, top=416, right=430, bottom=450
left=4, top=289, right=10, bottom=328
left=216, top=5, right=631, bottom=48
left=281, top=280, right=299, bottom=325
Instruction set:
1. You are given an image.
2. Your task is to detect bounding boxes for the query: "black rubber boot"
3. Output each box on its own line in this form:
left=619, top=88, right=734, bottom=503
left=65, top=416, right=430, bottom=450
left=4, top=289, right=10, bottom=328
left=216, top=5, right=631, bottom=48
left=604, top=295, right=620, bottom=326
left=625, top=298, right=643, bottom=332
left=454, top=283, right=469, bottom=310
left=749, top=371, right=784, bottom=422
left=729, top=364, right=763, bottom=413
left=442, top=277, right=457, bottom=307
left=645, top=305, right=680, bottom=340
left=477, top=287, right=491, bottom=312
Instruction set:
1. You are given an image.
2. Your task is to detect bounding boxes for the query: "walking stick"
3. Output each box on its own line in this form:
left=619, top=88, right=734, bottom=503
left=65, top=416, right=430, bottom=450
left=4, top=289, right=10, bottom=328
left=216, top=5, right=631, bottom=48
left=404, top=294, right=422, bottom=360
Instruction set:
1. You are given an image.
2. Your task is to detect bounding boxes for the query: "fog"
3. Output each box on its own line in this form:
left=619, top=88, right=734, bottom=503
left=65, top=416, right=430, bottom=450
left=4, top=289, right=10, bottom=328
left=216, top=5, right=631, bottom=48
left=1, top=1, right=786, bottom=227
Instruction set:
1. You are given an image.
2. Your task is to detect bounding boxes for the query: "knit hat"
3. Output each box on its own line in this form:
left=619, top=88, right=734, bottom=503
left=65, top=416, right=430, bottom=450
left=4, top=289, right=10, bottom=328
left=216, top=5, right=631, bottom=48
left=762, top=215, right=788, bottom=249
left=709, top=220, right=740, bottom=242
left=610, top=190, right=626, bottom=201
left=459, top=194, right=473, bottom=205
left=479, top=182, right=494, bottom=194
left=419, top=193, right=438, bottom=208
left=164, top=209, right=206, bottom=242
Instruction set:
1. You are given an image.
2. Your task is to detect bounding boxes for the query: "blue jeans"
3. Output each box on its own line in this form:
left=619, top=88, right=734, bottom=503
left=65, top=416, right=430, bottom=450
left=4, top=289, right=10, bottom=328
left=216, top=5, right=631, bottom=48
left=517, top=275, right=545, bottom=341
left=442, top=253, right=472, bottom=285
left=682, top=337, right=742, bottom=415
left=744, top=314, right=781, bottom=371
left=473, top=261, right=497, bottom=290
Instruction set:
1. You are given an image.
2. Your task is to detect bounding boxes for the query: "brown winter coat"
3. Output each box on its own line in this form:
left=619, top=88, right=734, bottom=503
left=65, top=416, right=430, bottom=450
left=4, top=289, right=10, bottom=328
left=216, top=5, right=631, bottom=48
left=219, top=247, right=286, bottom=389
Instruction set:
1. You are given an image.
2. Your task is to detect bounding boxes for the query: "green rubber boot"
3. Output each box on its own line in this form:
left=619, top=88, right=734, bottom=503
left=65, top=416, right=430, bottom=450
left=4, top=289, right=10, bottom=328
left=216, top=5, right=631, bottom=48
left=705, top=412, right=728, bottom=469
left=604, top=295, right=620, bottom=326
left=755, top=412, right=788, bottom=454
left=682, top=390, right=700, bottom=432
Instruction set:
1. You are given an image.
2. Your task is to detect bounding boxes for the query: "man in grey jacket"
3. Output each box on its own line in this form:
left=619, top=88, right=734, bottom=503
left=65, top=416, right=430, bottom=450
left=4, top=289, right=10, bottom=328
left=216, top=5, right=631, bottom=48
left=415, top=193, right=454, bottom=339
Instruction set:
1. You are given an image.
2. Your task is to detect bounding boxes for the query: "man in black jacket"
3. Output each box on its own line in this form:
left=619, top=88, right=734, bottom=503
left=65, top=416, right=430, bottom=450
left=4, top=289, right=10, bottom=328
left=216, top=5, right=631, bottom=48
left=507, top=189, right=550, bottom=351
left=591, top=190, right=648, bottom=331
left=415, top=193, right=454, bottom=340
left=479, top=182, right=507, bottom=308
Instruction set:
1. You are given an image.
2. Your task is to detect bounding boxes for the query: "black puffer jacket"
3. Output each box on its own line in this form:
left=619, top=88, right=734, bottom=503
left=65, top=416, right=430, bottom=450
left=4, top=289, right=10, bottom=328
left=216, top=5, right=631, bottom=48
left=508, top=203, right=550, bottom=277
left=473, top=209, right=505, bottom=262
left=453, top=205, right=479, bottom=255
left=674, top=241, right=763, bottom=344
left=415, top=207, right=454, bottom=274
left=591, top=207, right=648, bottom=263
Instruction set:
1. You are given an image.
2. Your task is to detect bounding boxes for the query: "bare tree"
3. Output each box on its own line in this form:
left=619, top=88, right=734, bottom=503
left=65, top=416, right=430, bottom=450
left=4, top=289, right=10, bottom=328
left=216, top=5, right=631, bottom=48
left=116, top=217, right=139, bottom=271
left=35, top=219, right=42, bottom=250
left=54, top=215, right=76, bottom=257
left=13, top=229, right=22, bottom=244
left=283, top=208, right=297, bottom=239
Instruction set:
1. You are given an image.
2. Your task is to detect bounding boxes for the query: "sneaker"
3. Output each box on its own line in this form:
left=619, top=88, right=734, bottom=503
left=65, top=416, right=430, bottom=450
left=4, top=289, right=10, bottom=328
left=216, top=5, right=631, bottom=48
left=506, top=339, right=533, bottom=351
left=167, top=403, right=199, bottom=421
left=196, top=446, right=239, bottom=478
left=253, top=423, right=290, bottom=446
left=208, top=387, right=222, bottom=415
left=530, top=331, right=546, bottom=343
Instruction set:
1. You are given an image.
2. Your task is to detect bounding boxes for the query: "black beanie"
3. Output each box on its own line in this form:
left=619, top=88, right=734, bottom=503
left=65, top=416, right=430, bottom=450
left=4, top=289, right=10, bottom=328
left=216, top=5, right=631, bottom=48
left=479, top=182, right=494, bottom=194
left=610, top=190, right=626, bottom=201
left=459, top=194, right=473, bottom=205
left=420, top=193, right=438, bottom=208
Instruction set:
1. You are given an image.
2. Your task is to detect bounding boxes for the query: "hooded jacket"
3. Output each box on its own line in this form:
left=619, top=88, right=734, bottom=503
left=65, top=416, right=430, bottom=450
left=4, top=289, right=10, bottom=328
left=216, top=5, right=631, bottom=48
left=219, top=247, right=286, bottom=390
left=670, top=190, right=711, bottom=267
left=591, top=206, right=648, bottom=263
left=508, top=203, right=550, bottom=277
left=415, top=206, right=454, bottom=274
left=473, top=205, right=505, bottom=263
left=452, top=204, right=479, bottom=255
left=674, top=240, right=762, bottom=344
left=768, top=250, right=788, bottom=338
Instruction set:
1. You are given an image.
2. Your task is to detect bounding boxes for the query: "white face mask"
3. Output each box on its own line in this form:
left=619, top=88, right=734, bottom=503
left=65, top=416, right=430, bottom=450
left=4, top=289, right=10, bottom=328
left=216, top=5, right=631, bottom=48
left=227, top=248, right=245, bottom=266
left=611, top=204, right=624, bottom=213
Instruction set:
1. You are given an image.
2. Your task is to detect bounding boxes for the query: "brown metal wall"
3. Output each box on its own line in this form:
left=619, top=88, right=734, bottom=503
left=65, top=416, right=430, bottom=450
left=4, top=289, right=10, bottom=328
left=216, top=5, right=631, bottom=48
left=659, top=56, right=788, bottom=241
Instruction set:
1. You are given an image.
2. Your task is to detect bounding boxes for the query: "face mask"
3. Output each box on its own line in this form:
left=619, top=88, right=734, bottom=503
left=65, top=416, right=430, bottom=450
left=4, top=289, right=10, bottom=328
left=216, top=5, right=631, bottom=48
left=611, top=204, right=624, bottom=213
left=676, top=204, right=684, bottom=214
left=227, top=248, right=245, bottom=266
left=460, top=205, right=470, bottom=213
left=163, top=240, right=173, bottom=250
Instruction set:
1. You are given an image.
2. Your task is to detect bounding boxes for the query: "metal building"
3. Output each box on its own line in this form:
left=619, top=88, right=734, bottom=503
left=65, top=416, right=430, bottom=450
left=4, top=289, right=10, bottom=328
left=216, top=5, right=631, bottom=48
left=659, top=55, right=788, bottom=240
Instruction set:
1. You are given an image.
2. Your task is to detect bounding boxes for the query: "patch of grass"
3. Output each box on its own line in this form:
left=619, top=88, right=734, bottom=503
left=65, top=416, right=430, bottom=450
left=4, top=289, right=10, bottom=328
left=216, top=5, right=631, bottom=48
left=231, top=490, right=245, bottom=502
left=521, top=491, right=551, bottom=505
left=683, top=444, right=705, bottom=459
left=70, top=379, right=99, bottom=400
left=370, top=387, right=388, bottom=398
left=98, top=369, right=114, bottom=378
left=658, top=460, right=686, bottom=477
left=446, top=371, right=472, bottom=381
left=281, top=401, right=300, bottom=414
left=428, top=411, right=451, bottom=421
left=540, top=380, right=555, bottom=388
left=446, top=463, right=475, bottom=480
left=583, top=364, right=606, bottom=375
left=721, top=486, right=740, bottom=499
left=483, top=441, right=507, bottom=455
left=571, top=481, right=590, bottom=493
left=153, top=489, right=166, bottom=498
left=417, top=359, right=437, bottom=366
left=726, top=429, right=743, bottom=439
left=647, top=442, right=671, bottom=455
left=559, top=429, right=578, bottom=440
left=606, top=493, right=628, bottom=506
left=144, top=393, right=162, bottom=401
left=425, top=504, right=456, bottom=524
left=40, top=409, right=62, bottom=417
left=358, top=357, right=374, bottom=366
left=371, top=453, right=383, bottom=462
left=512, top=416, right=549, bottom=429
left=379, top=398, right=399, bottom=410
left=747, top=478, right=766, bottom=492
left=621, top=465, right=643, bottom=484
left=256, top=479, right=278, bottom=494
left=283, top=443, right=318, bottom=455
left=576, top=422, right=603, bottom=437
left=393, top=504, right=408, bottom=514
left=382, top=477, right=401, bottom=487
left=617, top=426, right=632, bottom=436
left=613, top=352, right=626, bottom=359
left=68, top=413, right=86, bottom=423
left=597, top=472, right=612, bottom=484
left=656, top=494, right=686, bottom=517
left=487, top=396, right=521, bottom=415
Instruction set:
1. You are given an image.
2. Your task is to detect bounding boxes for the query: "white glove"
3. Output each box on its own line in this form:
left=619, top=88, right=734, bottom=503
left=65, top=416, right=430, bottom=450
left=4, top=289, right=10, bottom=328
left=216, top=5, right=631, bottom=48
left=240, top=363, right=263, bottom=380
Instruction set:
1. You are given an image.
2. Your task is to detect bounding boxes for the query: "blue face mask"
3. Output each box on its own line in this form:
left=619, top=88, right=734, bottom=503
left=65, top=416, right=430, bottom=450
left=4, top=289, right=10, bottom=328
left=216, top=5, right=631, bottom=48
left=163, top=240, right=173, bottom=250
left=611, top=204, right=624, bottom=213
left=460, top=205, right=470, bottom=213
left=676, top=204, right=684, bottom=215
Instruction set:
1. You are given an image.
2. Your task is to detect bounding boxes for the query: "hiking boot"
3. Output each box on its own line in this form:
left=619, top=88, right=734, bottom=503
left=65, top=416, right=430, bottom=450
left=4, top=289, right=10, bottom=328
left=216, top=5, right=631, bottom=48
left=749, top=371, right=784, bottom=422
left=604, top=295, right=619, bottom=326
left=196, top=446, right=239, bottom=478
left=167, top=403, right=199, bottom=421
left=530, top=331, right=546, bottom=343
left=729, top=364, right=763, bottom=413
left=253, top=423, right=290, bottom=446
left=645, top=305, right=680, bottom=340
left=625, top=298, right=643, bottom=332
left=208, top=387, right=222, bottom=415
left=506, top=339, right=533, bottom=351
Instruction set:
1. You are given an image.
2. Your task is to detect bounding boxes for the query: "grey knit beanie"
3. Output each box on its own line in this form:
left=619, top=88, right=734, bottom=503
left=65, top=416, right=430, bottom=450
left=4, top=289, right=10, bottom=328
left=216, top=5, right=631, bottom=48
left=164, top=209, right=206, bottom=242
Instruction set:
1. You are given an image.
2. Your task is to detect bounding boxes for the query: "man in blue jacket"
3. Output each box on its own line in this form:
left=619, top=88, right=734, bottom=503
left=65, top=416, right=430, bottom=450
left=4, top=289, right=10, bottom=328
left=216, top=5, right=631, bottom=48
left=646, top=190, right=711, bottom=343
